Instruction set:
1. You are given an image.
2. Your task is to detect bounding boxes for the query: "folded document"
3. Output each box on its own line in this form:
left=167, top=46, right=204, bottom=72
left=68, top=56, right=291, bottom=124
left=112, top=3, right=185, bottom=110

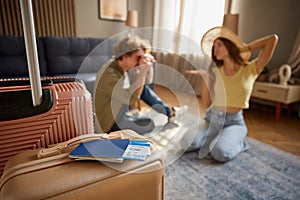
left=123, top=140, right=151, bottom=161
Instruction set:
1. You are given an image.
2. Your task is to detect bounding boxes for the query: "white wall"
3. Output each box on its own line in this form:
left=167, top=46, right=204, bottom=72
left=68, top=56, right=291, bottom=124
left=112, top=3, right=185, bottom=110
left=74, top=0, right=153, bottom=37
left=232, top=0, right=300, bottom=70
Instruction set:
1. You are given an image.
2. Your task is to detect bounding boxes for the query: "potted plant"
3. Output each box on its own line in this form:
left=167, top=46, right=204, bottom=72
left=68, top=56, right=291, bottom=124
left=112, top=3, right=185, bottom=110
left=257, top=67, right=269, bottom=82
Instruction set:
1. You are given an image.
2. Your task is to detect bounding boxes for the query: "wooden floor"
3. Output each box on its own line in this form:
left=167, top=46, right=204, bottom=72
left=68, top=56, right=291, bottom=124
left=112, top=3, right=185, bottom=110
left=151, top=85, right=300, bottom=157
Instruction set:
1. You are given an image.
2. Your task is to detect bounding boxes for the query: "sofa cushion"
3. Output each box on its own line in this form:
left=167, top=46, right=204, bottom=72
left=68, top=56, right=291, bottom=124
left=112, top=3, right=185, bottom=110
left=80, top=38, right=115, bottom=73
left=45, top=37, right=114, bottom=76
left=0, top=36, right=47, bottom=78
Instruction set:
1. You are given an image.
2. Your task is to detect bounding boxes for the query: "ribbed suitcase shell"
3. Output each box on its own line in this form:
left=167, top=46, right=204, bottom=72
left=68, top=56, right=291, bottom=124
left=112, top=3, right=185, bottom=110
left=0, top=78, right=94, bottom=176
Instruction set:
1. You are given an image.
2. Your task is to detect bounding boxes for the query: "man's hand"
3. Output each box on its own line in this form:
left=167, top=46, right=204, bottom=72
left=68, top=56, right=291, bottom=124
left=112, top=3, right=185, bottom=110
left=139, top=53, right=155, bottom=65
left=136, top=53, right=153, bottom=75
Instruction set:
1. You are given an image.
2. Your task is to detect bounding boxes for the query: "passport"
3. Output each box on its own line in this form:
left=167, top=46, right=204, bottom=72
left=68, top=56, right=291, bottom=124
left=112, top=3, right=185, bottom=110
left=69, top=139, right=130, bottom=163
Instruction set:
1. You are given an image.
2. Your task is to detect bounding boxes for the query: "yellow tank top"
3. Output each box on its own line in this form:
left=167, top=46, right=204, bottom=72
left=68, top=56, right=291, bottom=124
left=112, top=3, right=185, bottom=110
left=213, top=60, right=259, bottom=109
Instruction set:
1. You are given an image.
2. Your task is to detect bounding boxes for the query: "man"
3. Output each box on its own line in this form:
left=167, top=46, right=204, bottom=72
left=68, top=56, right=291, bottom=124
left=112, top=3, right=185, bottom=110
left=94, top=35, right=187, bottom=134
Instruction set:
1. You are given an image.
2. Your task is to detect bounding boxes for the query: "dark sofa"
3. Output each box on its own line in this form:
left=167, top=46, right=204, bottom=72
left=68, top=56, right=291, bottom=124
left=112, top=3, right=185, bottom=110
left=0, top=35, right=115, bottom=93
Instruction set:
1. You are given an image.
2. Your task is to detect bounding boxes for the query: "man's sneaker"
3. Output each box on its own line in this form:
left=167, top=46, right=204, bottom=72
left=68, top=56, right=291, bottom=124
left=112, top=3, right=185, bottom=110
left=168, top=105, right=188, bottom=123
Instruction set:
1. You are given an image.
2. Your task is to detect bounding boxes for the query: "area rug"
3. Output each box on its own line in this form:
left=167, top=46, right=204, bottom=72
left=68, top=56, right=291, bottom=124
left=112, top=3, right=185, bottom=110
left=164, top=137, right=300, bottom=200
left=141, top=108, right=300, bottom=199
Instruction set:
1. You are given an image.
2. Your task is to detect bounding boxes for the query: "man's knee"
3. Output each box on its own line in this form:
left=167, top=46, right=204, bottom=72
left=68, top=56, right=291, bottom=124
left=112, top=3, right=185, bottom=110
left=133, top=117, right=155, bottom=134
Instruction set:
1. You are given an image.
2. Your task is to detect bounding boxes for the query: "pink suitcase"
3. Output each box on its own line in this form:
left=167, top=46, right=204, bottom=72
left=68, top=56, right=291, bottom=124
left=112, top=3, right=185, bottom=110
left=0, top=130, right=164, bottom=200
left=0, top=77, right=94, bottom=176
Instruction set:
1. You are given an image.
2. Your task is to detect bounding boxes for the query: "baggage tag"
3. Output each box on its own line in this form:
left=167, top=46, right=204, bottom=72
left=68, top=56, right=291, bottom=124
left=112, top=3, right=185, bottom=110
left=122, top=140, right=151, bottom=161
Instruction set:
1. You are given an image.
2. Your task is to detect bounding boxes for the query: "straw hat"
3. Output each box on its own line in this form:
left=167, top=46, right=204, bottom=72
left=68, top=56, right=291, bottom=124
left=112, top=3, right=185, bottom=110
left=201, top=26, right=251, bottom=61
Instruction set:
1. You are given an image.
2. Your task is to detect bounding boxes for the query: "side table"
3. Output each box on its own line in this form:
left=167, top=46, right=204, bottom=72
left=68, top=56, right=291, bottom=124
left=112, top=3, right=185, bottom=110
left=251, top=82, right=300, bottom=121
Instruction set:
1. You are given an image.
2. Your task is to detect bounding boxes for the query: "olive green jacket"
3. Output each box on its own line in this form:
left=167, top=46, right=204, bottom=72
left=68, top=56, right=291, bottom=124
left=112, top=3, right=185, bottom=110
left=93, top=60, right=139, bottom=133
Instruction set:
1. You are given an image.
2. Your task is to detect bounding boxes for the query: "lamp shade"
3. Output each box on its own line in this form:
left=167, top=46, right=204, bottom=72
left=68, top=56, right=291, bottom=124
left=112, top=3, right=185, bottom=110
left=223, top=14, right=239, bottom=34
left=126, top=10, right=138, bottom=28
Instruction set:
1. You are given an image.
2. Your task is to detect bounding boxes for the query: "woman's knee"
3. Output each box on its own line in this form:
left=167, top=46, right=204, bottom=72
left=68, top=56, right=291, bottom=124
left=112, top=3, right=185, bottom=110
left=181, top=126, right=206, bottom=152
left=180, top=131, right=197, bottom=151
left=210, top=145, right=236, bottom=162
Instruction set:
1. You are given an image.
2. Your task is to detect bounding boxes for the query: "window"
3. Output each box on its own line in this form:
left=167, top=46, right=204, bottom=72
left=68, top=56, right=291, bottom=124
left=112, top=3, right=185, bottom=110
left=153, top=0, right=225, bottom=54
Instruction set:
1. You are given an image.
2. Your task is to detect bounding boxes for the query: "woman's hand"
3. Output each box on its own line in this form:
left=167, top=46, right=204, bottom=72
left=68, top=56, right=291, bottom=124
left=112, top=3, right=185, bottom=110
left=185, top=69, right=206, bottom=76
left=185, top=69, right=211, bottom=82
left=240, top=45, right=251, bottom=53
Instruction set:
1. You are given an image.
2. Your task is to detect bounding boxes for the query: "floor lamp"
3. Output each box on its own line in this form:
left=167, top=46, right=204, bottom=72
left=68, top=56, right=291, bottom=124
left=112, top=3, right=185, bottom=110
left=126, top=10, right=142, bottom=110
left=223, top=14, right=239, bottom=34
left=223, top=0, right=239, bottom=34
left=126, top=10, right=138, bottom=31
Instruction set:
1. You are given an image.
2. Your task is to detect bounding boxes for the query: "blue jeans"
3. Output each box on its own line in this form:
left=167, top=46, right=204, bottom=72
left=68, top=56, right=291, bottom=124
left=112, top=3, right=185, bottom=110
left=182, top=107, right=248, bottom=162
left=110, top=85, right=171, bottom=134
left=141, top=85, right=171, bottom=116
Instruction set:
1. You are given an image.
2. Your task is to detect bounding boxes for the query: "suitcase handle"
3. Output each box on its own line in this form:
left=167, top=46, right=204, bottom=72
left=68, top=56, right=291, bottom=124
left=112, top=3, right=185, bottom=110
left=37, top=130, right=148, bottom=159
left=37, top=133, right=118, bottom=158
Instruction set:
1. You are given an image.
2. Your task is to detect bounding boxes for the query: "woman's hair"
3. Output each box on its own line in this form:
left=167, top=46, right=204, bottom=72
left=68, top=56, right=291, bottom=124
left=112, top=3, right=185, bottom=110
left=113, top=35, right=151, bottom=60
left=212, top=37, right=246, bottom=67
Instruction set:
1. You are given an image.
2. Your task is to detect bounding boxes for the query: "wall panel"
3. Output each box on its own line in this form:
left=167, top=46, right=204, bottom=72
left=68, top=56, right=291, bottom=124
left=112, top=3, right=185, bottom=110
left=0, top=0, right=76, bottom=36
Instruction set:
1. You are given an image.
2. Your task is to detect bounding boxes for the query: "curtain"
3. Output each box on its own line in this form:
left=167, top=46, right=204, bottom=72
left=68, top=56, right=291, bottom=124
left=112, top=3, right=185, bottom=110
left=288, top=26, right=300, bottom=78
left=268, top=26, right=300, bottom=84
left=151, top=0, right=225, bottom=96
left=0, top=0, right=76, bottom=37
left=153, top=0, right=225, bottom=54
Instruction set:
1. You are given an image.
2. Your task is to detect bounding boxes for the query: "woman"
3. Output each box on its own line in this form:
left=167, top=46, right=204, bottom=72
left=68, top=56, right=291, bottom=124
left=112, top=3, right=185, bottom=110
left=182, top=26, right=278, bottom=162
